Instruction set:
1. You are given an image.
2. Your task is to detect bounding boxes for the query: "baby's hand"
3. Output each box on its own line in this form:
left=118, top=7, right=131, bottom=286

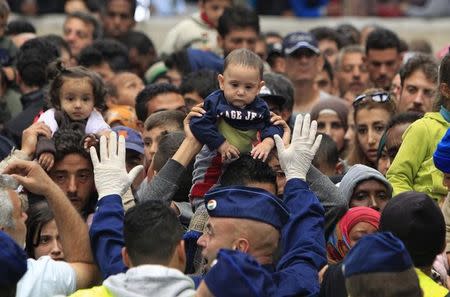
left=251, top=138, right=275, bottom=162
left=84, top=134, right=99, bottom=151
left=38, top=152, right=55, bottom=171
left=218, top=141, right=240, bottom=161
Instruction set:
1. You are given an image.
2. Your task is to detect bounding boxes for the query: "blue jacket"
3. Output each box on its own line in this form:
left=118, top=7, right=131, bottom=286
left=190, top=90, right=283, bottom=150
left=90, top=179, right=326, bottom=296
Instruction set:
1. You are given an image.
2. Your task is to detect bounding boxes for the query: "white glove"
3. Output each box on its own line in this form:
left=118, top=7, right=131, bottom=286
left=90, top=132, right=143, bottom=198
left=274, top=114, right=322, bottom=181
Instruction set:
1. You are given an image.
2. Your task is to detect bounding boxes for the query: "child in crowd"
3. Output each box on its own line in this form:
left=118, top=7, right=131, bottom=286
left=189, top=48, right=283, bottom=203
left=159, top=0, right=232, bottom=56
left=36, top=62, right=110, bottom=170
left=104, top=72, right=144, bottom=130
left=387, top=53, right=450, bottom=202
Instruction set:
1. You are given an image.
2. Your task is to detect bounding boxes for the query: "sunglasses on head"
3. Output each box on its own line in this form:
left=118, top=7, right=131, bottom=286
left=353, top=91, right=391, bottom=107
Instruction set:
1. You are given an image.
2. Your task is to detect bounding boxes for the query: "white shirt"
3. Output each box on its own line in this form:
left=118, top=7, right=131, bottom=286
left=16, top=256, right=77, bottom=297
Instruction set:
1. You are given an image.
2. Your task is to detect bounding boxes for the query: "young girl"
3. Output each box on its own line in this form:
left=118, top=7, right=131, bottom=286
left=36, top=62, right=110, bottom=170
left=387, top=53, right=450, bottom=202
left=346, top=88, right=396, bottom=168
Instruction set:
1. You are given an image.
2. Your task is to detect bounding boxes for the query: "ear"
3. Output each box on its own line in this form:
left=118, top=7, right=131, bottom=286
left=440, top=83, right=450, bottom=99
left=218, top=73, right=225, bottom=90
left=136, top=120, right=144, bottom=133
left=121, top=247, right=132, bottom=268
left=176, top=240, right=186, bottom=270
left=335, top=161, right=344, bottom=175
left=257, top=80, right=265, bottom=93
left=233, top=238, right=250, bottom=253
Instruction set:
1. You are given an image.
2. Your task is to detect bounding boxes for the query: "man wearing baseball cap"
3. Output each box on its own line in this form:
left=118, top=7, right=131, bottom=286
left=283, top=32, right=331, bottom=122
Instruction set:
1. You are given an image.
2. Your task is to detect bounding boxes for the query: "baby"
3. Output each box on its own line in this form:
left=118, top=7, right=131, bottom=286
left=189, top=48, right=283, bottom=200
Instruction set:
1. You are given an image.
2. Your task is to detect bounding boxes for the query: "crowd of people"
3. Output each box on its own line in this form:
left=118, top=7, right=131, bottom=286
left=0, top=0, right=450, bottom=296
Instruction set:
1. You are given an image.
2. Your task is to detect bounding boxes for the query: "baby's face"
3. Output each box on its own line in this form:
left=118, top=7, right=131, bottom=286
left=218, top=64, right=263, bottom=109
left=60, top=77, right=95, bottom=121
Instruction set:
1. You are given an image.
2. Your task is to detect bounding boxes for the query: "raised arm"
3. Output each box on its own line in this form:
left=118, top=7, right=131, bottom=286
left=4, top=159, right=98, bottom=289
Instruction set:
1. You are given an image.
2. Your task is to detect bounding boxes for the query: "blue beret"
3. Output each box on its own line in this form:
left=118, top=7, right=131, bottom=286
left=205, top=249, right=276, bottom=297
left=343, top=232, right=413, bottom=278
left=204, top=186, right=290, bottom=230
left=434, top=128, right=450, bottom=173
left=0, top=231, right=27, bottom=286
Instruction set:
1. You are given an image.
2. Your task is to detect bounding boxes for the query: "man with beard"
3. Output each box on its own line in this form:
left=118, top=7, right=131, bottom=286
left=365, top=28, right=402, bottom=91
left=397, top=53, right=438, bottom=114
left=335, top=45, right=370, bottom=103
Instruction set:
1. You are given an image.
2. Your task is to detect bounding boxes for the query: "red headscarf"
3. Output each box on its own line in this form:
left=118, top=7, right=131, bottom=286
left=327, top=206, right=381, bottom=264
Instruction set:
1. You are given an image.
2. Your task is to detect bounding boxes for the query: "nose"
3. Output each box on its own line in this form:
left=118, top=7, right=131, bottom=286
left=367, top=129, right=376, bottom=145
left=413, top=92, right=425, bottom=105
left=149, top=141, right=158, bottom=159
left=197, top=234, right=206, bottom=247
left=370, top=195, right=379, bottom=211
left=50, top=240, right=63, bottom=257
left=352, top=67, right=361, bottom=78
left=68, top=175, right=77, bottom=193
left=379, top=64, right=388, bottom=75
left=324, top=124, right=332, bottom=136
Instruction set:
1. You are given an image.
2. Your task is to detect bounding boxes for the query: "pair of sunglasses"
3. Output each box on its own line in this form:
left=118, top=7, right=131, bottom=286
left=353, top=92, right=391, bottom=107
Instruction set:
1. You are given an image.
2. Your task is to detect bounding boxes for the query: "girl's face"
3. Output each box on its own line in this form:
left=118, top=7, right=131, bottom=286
left=316, top=111, right=346, bottom=151
left=60, top=77, right=95, bottom=121
left=349, top=179, right=389, bottom=212
left=34, top=219, right=64, bottom=261
left=355, top=107, right=390, bottom=164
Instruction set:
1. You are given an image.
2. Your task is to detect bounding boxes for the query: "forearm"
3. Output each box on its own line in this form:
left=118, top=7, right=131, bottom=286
left=172, top=136, right=202, bottom=167
left=45, top=183, right=93, bottom=264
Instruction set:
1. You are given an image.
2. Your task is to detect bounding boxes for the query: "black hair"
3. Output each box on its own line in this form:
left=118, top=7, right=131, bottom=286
left=124, top=200, right=184, bottom=266
left=101, top=0, right=137, bottom=17
left=41, top=34, right=72, bottom=57
left=135, top=83, right=181, bottom=122
left=399, top=53, right=438, bottom=86
left=78, top=38, right=130, bottom=72
left=118, top=30, right=155, bottom=55
left=65, top=11, right=103, bottom=40
left=6, top=19, right=36, bottom=35
left=16, top=37, right=59, bottom=88
left=310, top=26, right=342, bottom=49
left=164, top=49, right=192, bottom=76
left=386, top=112, right=422, bottom=132
left=365, top=28, right=401, bottom=54
left=48, top=61, right=106, bottom=111
left=217, top=6, right=259, bottom=38
left=312, top=133, right=339, bottom=171
left=262, top=72, right=294, bottom=111
left=399, top=39, right=409, bottom=53
left=433, top=53, right=450, bottom=111
left=220, top=155, right=277, bottom=191
left=322, top=56, right=334, bottom=82
left=180, top=69, right=218, bottom=100
left=25, top=201, right=54, bottom=259
left=335, top=23, right=360, bottom=47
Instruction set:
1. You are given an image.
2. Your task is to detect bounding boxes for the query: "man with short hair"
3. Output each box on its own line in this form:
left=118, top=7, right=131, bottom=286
left=310, top=26, right=342, bottom=66
left=365, top=28, right=402, bottom=90
left=63, top=11, right=101, bottom=58
left=100, top=0, right=136, bottom=39
left=135, top=84, right=186, bottom=126
left=397, top=53, right=438, bottom=114
left=217, top=6, right=260, bottom=57
left=283, top=31, right=328, bottom=115
left=335, top=45, right=370, bottom=103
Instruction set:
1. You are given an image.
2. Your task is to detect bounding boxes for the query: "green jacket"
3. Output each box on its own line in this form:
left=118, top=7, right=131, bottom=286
left=387, top=112, right=450, bottom=201
left=70, top=285, right=113, bottom=297
left=415, top=268, right=450, bottom=297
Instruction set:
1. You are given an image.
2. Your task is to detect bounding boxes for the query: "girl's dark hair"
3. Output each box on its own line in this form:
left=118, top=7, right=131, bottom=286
left=25, top=201, right=55, bottom=259
left=47, top=60, right=106, bottom=111
left=433, top=53, right=450, bottom=111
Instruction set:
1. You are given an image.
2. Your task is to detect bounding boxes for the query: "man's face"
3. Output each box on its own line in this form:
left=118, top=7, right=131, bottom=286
left=337, top=52, right=369, bottom=98
left=143, top=124, right=181, bottom=165
left=3, top=190, right=27, bottom=248
left=218, top=27, right=258, bottom=57
left=102, top=0, right=135, bottom=38
left=366, top=48, right=401, bottom=90
left=315, top=69, right=334, bottom=95
left=284, top=48, right=321, bottom=84
left=49, top=153, right=95, bottom=212
left=63, top=17, right=94, bottom=57
left=197, top=217, right=240, bottom=267
left=146, top=92, right=186, bottom=115
left=111, top=72, right=145, bottom=107
left=318, top=39, right=339, bottom=66
left=398, top=69, right=436, bottom=114
left=88, top=62, right=115, bottom=82
left=349, top=179, right=389, bottom=212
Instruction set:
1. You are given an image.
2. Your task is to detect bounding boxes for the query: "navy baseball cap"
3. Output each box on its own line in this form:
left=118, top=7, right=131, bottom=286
left=282, top=32, right=320, bottom=56
left=112, top=126, right=144, bottom=154
left=205, top=249, right=276, bottom=297
left=204, top=186, right=290, bottom=230
left=343, top=232, right=413, bottom=278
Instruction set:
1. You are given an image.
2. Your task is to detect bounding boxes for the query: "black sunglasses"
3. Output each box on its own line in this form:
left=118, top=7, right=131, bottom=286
left=353, top=91, right=391, bottom=107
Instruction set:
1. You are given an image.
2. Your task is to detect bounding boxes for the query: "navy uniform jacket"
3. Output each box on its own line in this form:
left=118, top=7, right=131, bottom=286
left=189, top=90, right=283, bottom=151
left=90, top=179, right=326, bottom=296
